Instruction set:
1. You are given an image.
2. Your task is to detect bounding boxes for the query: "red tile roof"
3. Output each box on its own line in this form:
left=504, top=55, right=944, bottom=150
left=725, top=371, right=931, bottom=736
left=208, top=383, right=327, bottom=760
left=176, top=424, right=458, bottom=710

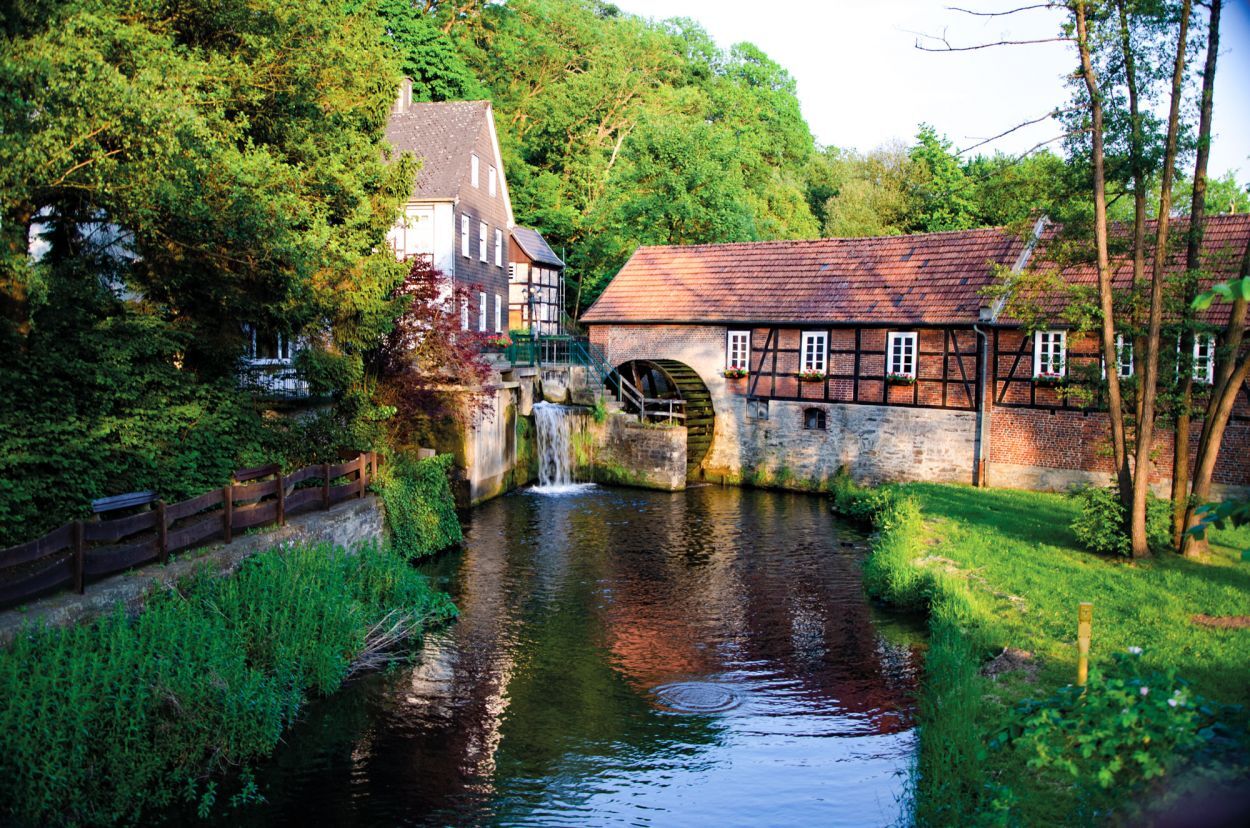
left=582, top=228, right=1029, bottom=325
left=581, top=215, right=1250, bottom=327
left=1008, top=214, right=1250, bottom=326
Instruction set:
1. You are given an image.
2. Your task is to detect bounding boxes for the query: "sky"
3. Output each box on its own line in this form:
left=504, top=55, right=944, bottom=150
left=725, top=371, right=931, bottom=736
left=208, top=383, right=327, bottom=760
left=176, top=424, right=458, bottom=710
left=615, top=0, right=1250, bottom=183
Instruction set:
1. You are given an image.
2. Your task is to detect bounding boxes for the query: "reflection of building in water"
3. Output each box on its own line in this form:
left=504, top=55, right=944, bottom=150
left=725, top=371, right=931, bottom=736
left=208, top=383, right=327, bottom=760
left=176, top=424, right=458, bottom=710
left=601, top=488, right=919, bottom=735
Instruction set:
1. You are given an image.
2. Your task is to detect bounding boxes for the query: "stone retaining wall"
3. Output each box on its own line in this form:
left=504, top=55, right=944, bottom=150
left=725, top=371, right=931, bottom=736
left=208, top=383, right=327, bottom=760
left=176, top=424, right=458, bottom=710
left=0, top=496, right=384, bottom=644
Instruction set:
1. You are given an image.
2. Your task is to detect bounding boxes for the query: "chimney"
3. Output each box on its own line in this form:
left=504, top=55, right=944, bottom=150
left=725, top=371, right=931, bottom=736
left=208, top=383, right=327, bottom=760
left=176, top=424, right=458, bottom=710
left=392, top=77, right=413, bottom=116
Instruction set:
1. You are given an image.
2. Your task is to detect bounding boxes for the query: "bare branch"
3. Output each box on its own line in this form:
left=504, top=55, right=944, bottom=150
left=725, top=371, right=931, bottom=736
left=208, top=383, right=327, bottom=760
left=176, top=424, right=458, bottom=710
left=957, top=109, right=1068, bottom=155
left=947, top=4, right=1058, bottom=17
left=905, top=26, right=1071, bottom=51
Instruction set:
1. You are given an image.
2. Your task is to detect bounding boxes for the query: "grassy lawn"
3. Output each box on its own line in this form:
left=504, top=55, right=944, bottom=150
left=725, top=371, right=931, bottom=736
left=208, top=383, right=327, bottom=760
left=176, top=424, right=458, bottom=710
left=898, top=483, right=1250, bottom=705
left=837, top=478, right=1250, bottom=825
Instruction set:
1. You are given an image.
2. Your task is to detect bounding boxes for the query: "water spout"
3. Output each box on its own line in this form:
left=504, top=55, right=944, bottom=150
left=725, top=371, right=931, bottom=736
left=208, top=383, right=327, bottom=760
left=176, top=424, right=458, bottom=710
left=532, top=402, right=591, bottom=494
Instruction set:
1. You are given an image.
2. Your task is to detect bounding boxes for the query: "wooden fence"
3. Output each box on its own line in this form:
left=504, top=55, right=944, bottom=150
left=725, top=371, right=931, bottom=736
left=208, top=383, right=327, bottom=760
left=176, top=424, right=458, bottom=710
left=0, top=451, right=381, bottom=610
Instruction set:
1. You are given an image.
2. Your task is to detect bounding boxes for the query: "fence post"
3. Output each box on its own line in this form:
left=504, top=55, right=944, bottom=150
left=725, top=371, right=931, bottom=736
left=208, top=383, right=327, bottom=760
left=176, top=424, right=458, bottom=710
left=72, top=520, right=85, bottom=595
left=1077, top=602, right=1093, bottom=687
left=157, top=500, right=169, bottom=563
left=222, top=484, right=233, bottom=544
left=322, top=463, right=331, bottom=510
left=276, top=471, right=286, bottom=527
left=357, top=454, right=365, bottom=499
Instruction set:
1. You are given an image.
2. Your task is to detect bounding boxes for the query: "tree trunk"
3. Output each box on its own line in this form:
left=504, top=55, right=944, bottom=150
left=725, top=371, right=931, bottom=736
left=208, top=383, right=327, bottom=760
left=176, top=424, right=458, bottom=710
left=1116, top=0, right=1148, bottom=509
left=1131, top=0, right=1191, bottom=558
left=1074, top=1, right=1133, bottom=506
left=1172, top=0, right=1221, bottom=551
left=1181, top=238, right=1250, bottom=556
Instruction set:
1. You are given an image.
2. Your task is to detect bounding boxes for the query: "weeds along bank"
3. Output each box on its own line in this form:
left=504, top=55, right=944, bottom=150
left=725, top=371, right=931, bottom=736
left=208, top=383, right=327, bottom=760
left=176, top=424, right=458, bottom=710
left=832, top=475, right=1250, bottom=826
left=0, top=455, right=461, bottom=826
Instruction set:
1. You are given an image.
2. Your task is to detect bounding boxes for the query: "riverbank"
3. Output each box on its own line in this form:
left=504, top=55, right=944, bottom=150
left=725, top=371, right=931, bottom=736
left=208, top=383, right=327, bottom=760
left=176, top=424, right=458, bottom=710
left=0, top=455, right=463, bottom=826
left=835, top=478, right=1250, bottom=825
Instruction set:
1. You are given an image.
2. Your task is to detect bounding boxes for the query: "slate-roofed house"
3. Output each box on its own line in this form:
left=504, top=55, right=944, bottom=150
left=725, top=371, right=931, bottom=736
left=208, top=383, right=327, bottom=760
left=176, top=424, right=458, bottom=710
left=509, top=226, right=565, bottom=335
left=581, top=215, right=1250, bottom=494
left=385, top=84, right=513, bottom=334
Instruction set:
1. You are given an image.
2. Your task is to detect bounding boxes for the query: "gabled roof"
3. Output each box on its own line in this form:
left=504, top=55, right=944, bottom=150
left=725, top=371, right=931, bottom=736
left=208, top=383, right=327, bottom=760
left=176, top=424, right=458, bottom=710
left=582, top=215, right=1250, bottom=328
left=512, top=226, right=564, bottom=268
left=582, top=228, right=1028, bottom=325
left=385, top=100, right=491, bottom=200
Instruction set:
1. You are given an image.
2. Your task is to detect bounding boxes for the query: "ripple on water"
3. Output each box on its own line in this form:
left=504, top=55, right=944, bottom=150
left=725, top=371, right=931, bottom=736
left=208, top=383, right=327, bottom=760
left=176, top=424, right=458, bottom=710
left=650, top=681, right=742, bottom=714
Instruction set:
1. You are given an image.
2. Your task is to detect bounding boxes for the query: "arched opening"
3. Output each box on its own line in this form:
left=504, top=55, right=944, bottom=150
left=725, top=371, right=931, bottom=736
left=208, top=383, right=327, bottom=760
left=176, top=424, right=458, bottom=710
left=614, top=359, right=715, bottom=477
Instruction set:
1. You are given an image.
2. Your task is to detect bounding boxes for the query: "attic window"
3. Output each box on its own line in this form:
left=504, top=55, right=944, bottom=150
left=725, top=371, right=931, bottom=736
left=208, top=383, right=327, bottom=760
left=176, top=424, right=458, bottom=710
left=471, top=153, right=480, bottom=188
left=488, top=165, right=497, bottom=197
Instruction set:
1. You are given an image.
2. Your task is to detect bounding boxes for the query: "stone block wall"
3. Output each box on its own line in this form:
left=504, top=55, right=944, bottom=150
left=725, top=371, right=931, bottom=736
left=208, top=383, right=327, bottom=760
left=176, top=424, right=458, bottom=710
left=596, top=414, right=687, bottom=490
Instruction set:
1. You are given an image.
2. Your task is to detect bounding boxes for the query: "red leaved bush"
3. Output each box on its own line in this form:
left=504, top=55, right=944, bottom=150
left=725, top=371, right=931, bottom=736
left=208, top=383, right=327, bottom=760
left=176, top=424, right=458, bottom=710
left=376, top=257, right=495, bottom=449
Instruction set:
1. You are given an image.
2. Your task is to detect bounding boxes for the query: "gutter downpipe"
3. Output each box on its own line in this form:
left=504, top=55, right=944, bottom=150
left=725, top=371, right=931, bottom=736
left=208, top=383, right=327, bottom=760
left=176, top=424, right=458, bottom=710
left=974, top=215, right=1049, bottom=488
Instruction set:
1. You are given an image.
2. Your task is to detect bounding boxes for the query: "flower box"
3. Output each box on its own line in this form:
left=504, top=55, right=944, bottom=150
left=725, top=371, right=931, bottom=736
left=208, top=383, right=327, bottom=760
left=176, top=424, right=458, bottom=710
left=796, top=370, right=827, bottom=382
left=886, top=373, right=916, bottom=385
left=723, top=368, right=749, bottom=379
left=482, top=333, right=512, bottom=352
left=1033, top=373, right=1065, bottom=386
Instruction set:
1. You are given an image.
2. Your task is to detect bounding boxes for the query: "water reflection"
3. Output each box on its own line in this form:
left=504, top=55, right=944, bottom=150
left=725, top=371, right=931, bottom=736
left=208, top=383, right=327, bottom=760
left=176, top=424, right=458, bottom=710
left=228, top=485, right=922, bottom=827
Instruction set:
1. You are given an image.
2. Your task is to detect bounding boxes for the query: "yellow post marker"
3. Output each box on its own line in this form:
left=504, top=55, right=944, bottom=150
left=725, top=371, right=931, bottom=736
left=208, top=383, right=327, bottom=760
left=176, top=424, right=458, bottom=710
left=1077, top=602, right=1093, bottom=686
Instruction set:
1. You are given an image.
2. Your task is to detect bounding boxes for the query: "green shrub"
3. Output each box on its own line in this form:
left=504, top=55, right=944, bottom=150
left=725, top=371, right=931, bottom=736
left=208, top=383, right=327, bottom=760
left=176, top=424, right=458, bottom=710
left=1070, top=485, right=1171, bottom=557
left=0, top=541, right=455, bottom=825
left=374, top=453, right=462, bottom=560
left=995, top=650, right=1235, bottom=816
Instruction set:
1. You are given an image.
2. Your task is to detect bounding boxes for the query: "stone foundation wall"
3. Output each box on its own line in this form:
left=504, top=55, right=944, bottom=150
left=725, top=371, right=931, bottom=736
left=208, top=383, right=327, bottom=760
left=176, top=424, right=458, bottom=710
left=593, top=414, right=687, bottom=490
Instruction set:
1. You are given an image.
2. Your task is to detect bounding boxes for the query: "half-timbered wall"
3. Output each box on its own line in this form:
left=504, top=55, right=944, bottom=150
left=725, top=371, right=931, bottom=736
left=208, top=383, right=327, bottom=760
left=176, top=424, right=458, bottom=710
left=742, top=326, right=981, bottom=411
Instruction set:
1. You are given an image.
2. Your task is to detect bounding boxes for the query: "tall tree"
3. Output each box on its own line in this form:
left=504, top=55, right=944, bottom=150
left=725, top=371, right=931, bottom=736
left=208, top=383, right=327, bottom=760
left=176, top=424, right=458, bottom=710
left=1171, top=0, right=1221, bottom=551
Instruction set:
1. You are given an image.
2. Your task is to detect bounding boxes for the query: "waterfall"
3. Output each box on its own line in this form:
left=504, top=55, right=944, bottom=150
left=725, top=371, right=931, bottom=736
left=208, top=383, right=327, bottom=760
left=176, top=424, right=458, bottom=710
left=532, top=402, right=589, bottom=493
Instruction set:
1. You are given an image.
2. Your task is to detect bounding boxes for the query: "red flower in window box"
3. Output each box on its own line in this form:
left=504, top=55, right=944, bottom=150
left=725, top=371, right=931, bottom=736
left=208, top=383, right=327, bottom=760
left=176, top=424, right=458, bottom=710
left=1033, top=372, right=1065, bottom=386
left=796, top=370, right=827, bottom=382
left=723, top=367, right=749, bottom=379
left=886, top=372, right=916, bottom=385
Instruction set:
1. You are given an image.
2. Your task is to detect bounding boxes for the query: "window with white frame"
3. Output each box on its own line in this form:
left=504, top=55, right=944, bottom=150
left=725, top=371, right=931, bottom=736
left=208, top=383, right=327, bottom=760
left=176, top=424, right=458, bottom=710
left=1104, top=333, right=1133, bottom=378
left=243, top=324, right=293, bottom=363
left=1193, top=333, right=1215, bottom=383
left=1033, top=330, right=1066, bottom=378
left=479, top=222, right=487, bottom=262
left=801, top=331, right=827, bottom=373
left=488, top=166, right=497, bottom=197
left=495, top=228, right=503, bottom=267
left=495, top=294, right=503, bottom=333
left=461, top=214, right=470, bottom=257
left=478, top=292, right=487, bottom=332
left=470, top=153, right=480, bottom=188
left=726, top=330, right=751, bottom=370
left=887, top=331, right=918, bottom=378
left=460, top=297, right=469, bottom=331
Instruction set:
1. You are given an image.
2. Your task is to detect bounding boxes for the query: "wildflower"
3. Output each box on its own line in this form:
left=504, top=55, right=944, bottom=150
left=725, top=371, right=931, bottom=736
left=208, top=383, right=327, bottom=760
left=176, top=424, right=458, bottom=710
left=1127, top=646, right=1143, bottom=655
left=1168, top=698, right=1178, bottom=708
left=1140, top=686, right=1150, bottom=696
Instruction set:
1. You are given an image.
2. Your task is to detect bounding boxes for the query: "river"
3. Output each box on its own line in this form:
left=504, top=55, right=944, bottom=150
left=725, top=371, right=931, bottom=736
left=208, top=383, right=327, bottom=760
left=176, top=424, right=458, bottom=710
left=228, top=484, right=923, bottom=826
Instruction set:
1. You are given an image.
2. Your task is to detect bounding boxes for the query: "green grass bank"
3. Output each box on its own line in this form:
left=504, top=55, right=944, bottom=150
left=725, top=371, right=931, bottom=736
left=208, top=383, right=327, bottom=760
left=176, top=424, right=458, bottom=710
left=0, top=454, right=462, bottom=826
left=833, top=477, right=1250, bottom=826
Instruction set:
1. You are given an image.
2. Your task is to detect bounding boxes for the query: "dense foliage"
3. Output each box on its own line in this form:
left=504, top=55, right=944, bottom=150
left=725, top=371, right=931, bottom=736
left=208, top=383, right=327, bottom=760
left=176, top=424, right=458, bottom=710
left=0, top=0, right=417, bottom=542
left=374, top=453, right=464, bottom=560
left=1070, top=484, right=1172, bottom=557
left=0, top=540, right=455, bottom=825
left=999, top=650, right=1237, bottom=811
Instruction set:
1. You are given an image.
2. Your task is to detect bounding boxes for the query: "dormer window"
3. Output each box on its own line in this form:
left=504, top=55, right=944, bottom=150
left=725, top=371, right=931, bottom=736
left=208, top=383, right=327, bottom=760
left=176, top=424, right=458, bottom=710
left=488, top=165, right=497, bottom=197
left=471, top=153, right=480, bottom=188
